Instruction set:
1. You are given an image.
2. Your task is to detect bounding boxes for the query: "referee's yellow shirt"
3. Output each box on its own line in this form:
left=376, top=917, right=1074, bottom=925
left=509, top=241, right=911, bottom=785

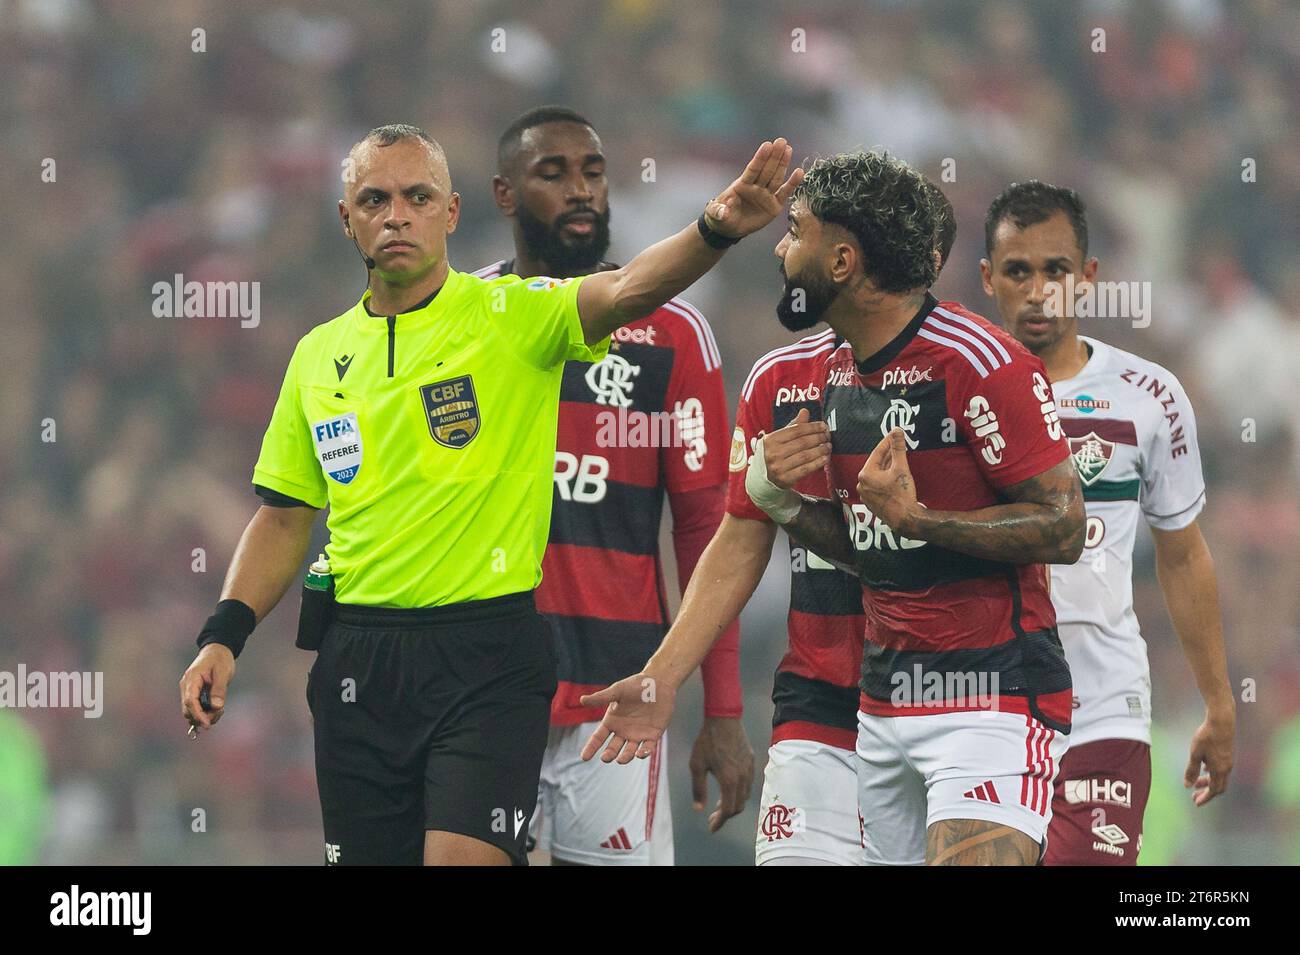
left=252, top=267, right=608, bottom=607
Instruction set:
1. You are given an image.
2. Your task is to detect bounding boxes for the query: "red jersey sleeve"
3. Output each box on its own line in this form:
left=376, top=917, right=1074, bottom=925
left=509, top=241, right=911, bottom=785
left=661, top=300, right=729, bottom=494
left=725, top=362, right=775, bottom=522
left=956, top=351, right=1070, bottom=489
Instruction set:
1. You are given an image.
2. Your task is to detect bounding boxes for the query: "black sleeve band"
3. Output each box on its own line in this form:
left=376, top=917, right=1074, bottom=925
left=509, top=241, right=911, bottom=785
left=255, top=484, right=314, bottom=508
left=197, top=599, right=257, bottom=659
left=697, top=213, right=742, bottom=249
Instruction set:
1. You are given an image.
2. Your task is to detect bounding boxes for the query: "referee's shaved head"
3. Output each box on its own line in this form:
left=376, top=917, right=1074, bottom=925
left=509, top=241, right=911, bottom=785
left=497, top=106, right=594, bottom=178
left=338, top=122, right=461, bottom=283
left=345, top=124, right=451, bottom=196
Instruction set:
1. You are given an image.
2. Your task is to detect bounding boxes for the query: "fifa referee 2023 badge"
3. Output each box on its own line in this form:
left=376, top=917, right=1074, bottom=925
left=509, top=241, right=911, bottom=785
left=177, top=123, right=804, bottom=865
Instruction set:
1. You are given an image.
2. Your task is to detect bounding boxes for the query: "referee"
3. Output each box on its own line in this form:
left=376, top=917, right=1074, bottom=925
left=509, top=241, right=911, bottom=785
left=178, top=123, right=801, bottom=865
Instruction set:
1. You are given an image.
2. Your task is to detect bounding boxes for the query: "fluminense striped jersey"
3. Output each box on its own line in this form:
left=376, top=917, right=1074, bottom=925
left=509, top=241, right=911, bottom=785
left=473, top=259, right=729, bottom=725
left=820, top=294, right=1074, bottom=731
left=727, top=329, right=866, bottom=750
left=1049, top=335, right=1206, bottom=746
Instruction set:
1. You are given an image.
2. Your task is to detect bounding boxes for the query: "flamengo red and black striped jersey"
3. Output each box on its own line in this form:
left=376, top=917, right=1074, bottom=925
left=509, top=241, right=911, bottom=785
left=473, top=260, right=732, bottom=725
left=822, top=294, right=1073, bottom=732
left=727, top=329, right=866, bottom=751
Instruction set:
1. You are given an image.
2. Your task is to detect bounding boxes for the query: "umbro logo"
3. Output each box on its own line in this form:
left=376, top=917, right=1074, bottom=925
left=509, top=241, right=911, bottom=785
left=334, top=354, right=354, bottom=381
left=962, top=781, right=1001, bottom=803
left=1092, top=822, right=1129, bottom=846
left=1091, top=822, right=1129, bottom=857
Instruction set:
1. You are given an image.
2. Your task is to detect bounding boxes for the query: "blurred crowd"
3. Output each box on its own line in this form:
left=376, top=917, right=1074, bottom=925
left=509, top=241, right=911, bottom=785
left=1, top=0, right=1297, bottom=864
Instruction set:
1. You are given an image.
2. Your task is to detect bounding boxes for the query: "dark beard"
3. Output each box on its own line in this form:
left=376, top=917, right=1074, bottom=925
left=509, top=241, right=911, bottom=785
left=518, top=202, right=611, bottom=276
left=776, top=266, right=839, bottom=332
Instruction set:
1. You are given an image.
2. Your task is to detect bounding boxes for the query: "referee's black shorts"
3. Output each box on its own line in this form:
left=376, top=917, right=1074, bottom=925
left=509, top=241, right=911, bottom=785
left=306, top=591, right=557, bottom=865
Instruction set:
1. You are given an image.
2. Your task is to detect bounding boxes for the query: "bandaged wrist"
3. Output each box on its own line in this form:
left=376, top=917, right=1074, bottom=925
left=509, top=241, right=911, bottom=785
left=744, top=436, right=804, bottom=524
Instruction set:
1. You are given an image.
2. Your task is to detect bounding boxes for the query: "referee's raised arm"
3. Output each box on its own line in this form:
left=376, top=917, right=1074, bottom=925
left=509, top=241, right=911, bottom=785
left=575, top=138, right=803, bottom=343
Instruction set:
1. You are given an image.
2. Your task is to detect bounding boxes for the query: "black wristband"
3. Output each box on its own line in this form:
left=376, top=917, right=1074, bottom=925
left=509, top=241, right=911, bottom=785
left=197, top=599, right=257, bottom=659
left=697, top=213, right=742, bottom=249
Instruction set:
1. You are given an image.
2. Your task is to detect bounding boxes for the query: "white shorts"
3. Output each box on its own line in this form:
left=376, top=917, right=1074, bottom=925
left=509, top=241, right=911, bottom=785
left=530, top=723, right=673, bottom=865
left=856, top=709, right=1068, bottom=865
left=756, top=738, right=865, bottom=866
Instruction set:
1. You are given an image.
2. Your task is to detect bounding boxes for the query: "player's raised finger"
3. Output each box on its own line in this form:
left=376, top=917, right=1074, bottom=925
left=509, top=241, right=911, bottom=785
left=888, top=427, right=910, bottom=460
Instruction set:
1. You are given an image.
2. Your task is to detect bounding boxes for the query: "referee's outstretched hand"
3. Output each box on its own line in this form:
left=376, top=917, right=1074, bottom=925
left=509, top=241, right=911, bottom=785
left=703, top=137, right=804, bottom=239
left=578, top=672, right=677, bottom=765
left=179, top=645, right=236, bottom=735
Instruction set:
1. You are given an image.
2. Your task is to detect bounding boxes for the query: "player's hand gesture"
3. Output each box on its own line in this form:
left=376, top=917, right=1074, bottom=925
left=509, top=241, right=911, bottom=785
left=578, top=672, right=678, bottom=764
left=857, top=427, right=919, bottom=532
left=746, top=409, right=828, bottom=524
left=761, top=408, right=831, bottom=489
left=690, top=716, right=755, bottom=833
left=704, top=138, right=804, bottom=239
left=179, top=644, right=235, bottom=736
left=1185, top=710, right=1234, bottom=806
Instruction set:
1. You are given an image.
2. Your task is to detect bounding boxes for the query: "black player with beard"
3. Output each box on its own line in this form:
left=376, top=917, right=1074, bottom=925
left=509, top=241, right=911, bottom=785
left=480, top=105, right=758, bottom=866
left=515, top=194, right=612, bottom=275
left=492, top=106, right=614, bottom=278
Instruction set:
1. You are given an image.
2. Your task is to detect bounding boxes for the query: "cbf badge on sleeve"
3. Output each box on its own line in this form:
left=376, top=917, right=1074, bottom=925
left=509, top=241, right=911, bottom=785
left=311, top=412, right=363, bottom=484
left=420, top=375, right=480, bottom=448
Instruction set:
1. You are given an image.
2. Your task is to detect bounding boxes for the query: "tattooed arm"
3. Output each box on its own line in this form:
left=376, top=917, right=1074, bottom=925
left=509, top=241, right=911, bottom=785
left=779, top=499, right=857, bottom=570
left=859, top=429, right=1085, bottom=565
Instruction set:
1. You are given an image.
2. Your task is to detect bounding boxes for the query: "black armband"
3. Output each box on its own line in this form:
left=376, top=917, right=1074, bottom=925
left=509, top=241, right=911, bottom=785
left=697, top=213, right=742, bottom=250
left=255, top=483, right=314, bottom=508
left=197, top=599, right=257, bottom=659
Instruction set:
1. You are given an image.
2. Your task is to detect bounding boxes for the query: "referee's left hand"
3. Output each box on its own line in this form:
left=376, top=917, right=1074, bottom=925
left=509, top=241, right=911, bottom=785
left=179, top=644, right=235, bottom=733
left=579, top=672, right=677, bottom=765
left=703, top=138, right=804, bottom=239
